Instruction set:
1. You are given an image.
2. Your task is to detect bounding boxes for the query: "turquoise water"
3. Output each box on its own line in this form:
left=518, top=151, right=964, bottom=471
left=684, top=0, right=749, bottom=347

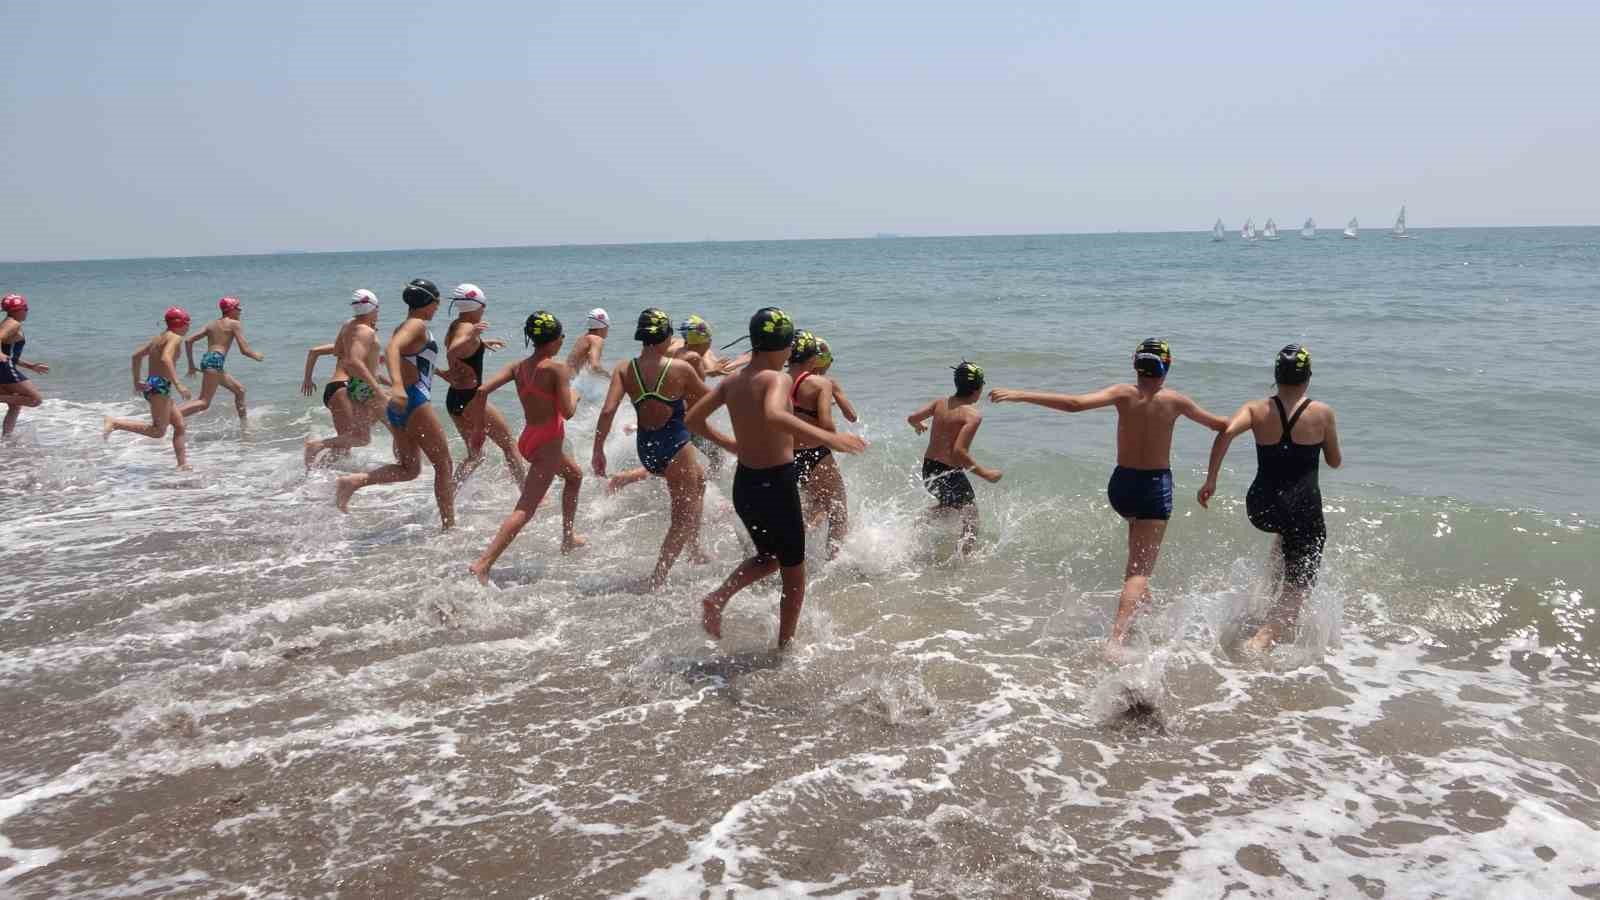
left=2, top=229, right=1597, bottom=896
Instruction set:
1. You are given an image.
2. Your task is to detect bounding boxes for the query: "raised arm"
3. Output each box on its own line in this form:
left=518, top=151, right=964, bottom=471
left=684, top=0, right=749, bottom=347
left=763, top=375, right=865, bottom=454
left=833, top=384, right=859, bottom=423
left=1180, top=393, right=1229, bottom=432
left=988, top=384, right=1128, bottom=413
left=685, top=379, right=737, bottom=456
left=1322, top=406, right=1342, bottom=469
left=301, top=343, right=335, bottom=395
left=951, top=414, right=1001, bottom=483
left=906, top=399, right=937, bottom=434
left=590, top=364, right=628, bottom=476
left=1197, top=403, right=1256, bottom=508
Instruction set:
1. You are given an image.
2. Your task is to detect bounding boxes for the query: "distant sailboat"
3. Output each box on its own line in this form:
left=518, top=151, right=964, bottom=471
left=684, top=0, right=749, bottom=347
left=1242, top=218, right=1257, bottom=241
left=1390, top=205, right=1410, bottom=238
left=1263, top=218, right=1280, bottom=240
left=1343, top=217, right=1359, bottom=239
left=1211, top=218, right=1225, bottom=241
left=1301, top=218, right=1316, bottom=239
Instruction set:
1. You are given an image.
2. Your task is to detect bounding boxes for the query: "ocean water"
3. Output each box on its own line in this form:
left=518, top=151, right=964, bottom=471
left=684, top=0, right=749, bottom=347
left=1, top=229, right=1596, bottom=897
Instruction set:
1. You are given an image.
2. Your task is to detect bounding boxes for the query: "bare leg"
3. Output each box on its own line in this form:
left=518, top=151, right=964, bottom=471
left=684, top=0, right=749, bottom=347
left=0, top=383, right=42, bottom=437
left=105, top=393, right=175, bottom=440
left=1248, top=537, right=1314, bottom=650
left=335, top=424, right=422, bottom=513
left=700, top=556, right=781, bottom=640
left=959, top=504, right=980, bottom=555
left=1109, top=518, right=1168, bottom=648
left=305, top=387, right=358, bottom=467
left=469, top=440, right=564, bottom=584
left=648, top=449, right=705, bottom=588
left=178, top=371, right=222, bottom=419
left=484, top=405, right=527, bottom=484
left=407, top=406, right=456, bottom=529
left=608, top=466, right=650, bottom=493
left=557, top=453, right=586, bottom=552
left=221, top=373, right=248, bottom=424
left=809, top=457, right=849, bottom=559
left=775, top=563, right=807, bottom=649
left=170, top=408, right=190, bottom=469
left=1, top=403, right=17, bottom=437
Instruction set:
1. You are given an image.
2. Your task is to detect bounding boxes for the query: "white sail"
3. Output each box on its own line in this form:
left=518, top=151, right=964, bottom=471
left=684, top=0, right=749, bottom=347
left=1263, top=218, right=1279, bottom=240
left=1242, top=218, right=1256, bottom=240
left=1301, top=218, right=1316, bottom=238
left=1391, top=205, right=1409, bottom=238
left=1211, top=218, right=1225, bottom=241
left=1343, top=217, right=1359, bottom=239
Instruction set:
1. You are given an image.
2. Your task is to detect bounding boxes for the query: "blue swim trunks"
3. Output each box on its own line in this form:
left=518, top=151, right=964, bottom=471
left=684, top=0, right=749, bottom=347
left=1107, top=466, right=1173, bottom=521
left=199, top=350, right=226, bottom=372
left=140, top=375, right=174, bottom=400
left=386, top=383, right=430, bottom=430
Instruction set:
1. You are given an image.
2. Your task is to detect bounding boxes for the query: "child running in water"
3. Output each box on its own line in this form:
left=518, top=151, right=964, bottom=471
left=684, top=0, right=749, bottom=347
left=688, top=308, right=867, bottom=649
left=335, top=279, right=456, bottom=529
left=0, top=294, right=50, bottom=438
left=787, top=330, right=851, bottom=558
left=608, top=312, right=732, bottom=488
left=812, top=338, right=858, bottom=424
left=302, top=289, right=388, bottom=467
left=441, top=284, right=526, bottom=486
left=469, top=312, right=587, bottom=584
left=989, top=339, right=1226, bottom=651
left=907, top=361, right=1003, bottom=554
left=565, top=308, right=611, bottom=376
left=103, top=307, right=194, bottom=469
left=180, top=297, right=264, bottom=426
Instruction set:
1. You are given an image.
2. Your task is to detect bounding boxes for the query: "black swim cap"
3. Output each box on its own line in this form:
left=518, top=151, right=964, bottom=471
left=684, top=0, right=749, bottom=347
left=1133, top=338, right=1171, bottom=378
left=749, top=307, right=795, bottom=352
left=789, top=330, right=821, bottom=365
left=525, top=310, right=563, bottom=346
left=634, top=308, right=672, bottom=344
left=1275, top=344, right=1312, bottom=384
left=953, top=360, right=985, bottom=395
left=402, top=278, right=441, bottom=309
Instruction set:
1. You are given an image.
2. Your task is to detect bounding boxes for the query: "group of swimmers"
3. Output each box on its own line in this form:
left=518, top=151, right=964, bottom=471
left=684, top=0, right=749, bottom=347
left=0, top=282, right=1340, bottom=653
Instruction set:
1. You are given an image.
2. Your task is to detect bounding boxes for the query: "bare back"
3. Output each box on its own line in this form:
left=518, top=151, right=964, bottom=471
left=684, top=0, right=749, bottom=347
left=790, top=371, right=834, bottom=450
left=1114, top=384, right=1194, bottom=469
left=146, top=332, right=182, bottom=380
left=722, top=367, right=795, bottom=468
left=926, top=397, right=981, bottom=467
left=201, top=318, right=240, bottom=354
left=1249, top=395, right=1332, bottom=446
left=518, top=357, right=567, bottom=425
left=567, top=334, right=603, bottom=372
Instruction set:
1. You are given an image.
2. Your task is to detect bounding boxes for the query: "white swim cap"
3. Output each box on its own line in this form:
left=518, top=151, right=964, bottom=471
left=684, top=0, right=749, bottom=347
left=585, top=308, right=610, bottom=331
left=450, top=283, right=487, bottom=313
left=350, top=289, right=379, bottom=316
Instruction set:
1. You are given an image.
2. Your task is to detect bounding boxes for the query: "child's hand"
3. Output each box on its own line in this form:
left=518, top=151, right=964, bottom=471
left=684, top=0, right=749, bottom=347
left=300, top=379, right=315, bottom=397
left=988, top=388, right=1018, bottom=404
left=909, top=420, right=927, bottom=435
left=1197, top=480, right=1217, bottom=509
left=980, top=468, right=1003, bottom=484
left=829, top=433, right=868, bottom=455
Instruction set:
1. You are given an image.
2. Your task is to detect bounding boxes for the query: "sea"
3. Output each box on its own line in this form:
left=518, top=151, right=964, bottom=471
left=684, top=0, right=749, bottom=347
left=1, top=228, right=1596, bottom=898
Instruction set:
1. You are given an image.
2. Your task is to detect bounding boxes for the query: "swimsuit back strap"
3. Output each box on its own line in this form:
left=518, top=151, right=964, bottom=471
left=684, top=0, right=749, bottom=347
left=791, top=370, right=811, bottom=401
left=630, top=358, right=673, bottom=405
left=1283, top=397, right=1312, bottom=439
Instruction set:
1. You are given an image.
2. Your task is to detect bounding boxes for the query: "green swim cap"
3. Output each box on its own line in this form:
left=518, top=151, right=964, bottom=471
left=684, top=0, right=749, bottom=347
left=1134, top=338, right=1171, bottom=377
left=634, top=308, right=672, bottom=344
left=789, top=330, right=821, bottom=365
left=953, top=360, right=985, bottom=394
left=815, top=337, right=834, bottom=368
left=679, top=314, right=712, bottom=345
left=749, top=307, right=795, bottom=352
left=524, top=310, right=563, bottom=346
left=1275, top=343, right=1312, bottom=384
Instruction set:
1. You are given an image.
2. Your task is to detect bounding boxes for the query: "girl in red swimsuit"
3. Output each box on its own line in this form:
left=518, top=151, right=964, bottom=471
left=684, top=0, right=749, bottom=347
left=468, top=312, right=587, bottom=584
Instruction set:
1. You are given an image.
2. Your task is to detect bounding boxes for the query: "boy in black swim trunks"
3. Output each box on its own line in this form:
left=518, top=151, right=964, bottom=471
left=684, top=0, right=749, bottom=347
left=990, top=339, right=1226, bottom=653
left=686, top=307, right=867, bottom=649
left=907, top=361, right=1002, bottom=554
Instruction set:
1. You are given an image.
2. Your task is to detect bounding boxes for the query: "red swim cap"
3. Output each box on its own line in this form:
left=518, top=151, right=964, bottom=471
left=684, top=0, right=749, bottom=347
left=1, top=294, right=25, bottom=314
left=165, top=306, right=191, bottom=328
left=219, top=296, right=241, bottom=314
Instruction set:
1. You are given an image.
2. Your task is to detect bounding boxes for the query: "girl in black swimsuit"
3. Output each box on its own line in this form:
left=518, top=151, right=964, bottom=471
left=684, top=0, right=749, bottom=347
left=786, top=331, right=850, bottom=558
left=441, top=284, right=526, bottom=486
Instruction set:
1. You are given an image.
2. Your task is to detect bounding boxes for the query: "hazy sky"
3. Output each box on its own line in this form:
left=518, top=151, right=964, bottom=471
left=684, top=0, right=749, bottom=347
left=3, top=1, right=1596, bottom=260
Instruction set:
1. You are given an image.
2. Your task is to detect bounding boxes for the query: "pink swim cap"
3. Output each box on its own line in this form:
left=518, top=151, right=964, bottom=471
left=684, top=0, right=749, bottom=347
left=1, top=294, right=25, bottom=314
left=165, top=306, right=191, bottom=329
left=219, top=296, right=242, bottom=314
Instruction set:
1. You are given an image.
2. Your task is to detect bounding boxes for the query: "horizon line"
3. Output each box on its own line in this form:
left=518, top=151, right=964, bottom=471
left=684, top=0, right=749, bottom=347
left=3, top=223, right=1595, bottom=266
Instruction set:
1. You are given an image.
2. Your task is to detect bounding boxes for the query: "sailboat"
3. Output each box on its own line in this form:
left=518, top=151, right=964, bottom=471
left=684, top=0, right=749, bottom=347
left=1390, top=205, right=1410, bottom=238
left=1242, top=218, right=1257, bottom=241
left=1263, top=218, right=1280, bottom=240
left=1343, top=217, right=1359, bottom=239
left=1211, top=219, right=1225, bottom=241
left=1301, top=218, right=1316, bottom=239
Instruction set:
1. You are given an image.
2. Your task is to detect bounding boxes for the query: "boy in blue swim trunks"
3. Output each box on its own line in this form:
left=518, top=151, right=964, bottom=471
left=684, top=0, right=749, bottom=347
left=990, top=339, right=1226, bottom=651
left=104, top=307, right=195, bottom=469
left=180, top=296, right=264, bottom=427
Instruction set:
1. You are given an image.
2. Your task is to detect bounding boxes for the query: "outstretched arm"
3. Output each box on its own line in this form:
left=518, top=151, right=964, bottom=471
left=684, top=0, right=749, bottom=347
left=988, top=384, right=1127, bottom=413
left=764, top=376, right=866, bottom=454
left=301, top=343, right=335, bottom=395
left=832, top=384, right=859, bottom=423
left=906, top=399, right=937, bottom=434
left=1180, top=393, right=1229, bottom=432
left=685, top=380, right=737, bottom=456
left=591, top=365, right=627, bottom=476
left=1198, top=403, right=1255, bottom=508
left=234, top=326, right=264, bottom=363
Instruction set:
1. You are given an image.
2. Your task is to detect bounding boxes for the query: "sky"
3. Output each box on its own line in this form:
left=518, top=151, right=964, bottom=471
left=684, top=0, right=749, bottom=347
left=2, top=0, right=1597, bottom=260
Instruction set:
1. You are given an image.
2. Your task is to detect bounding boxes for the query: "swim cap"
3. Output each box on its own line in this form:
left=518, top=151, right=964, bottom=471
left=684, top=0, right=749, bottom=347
left=585, top=308, right=611, bottom=331
left=679, top=314, right=712, bottom=345
left=789, top=330, right=821, bottom=365
left=1133, top=338, right=1171, bottom=378
left=525, top=311, right=563, bottom=346
left=749, top=307, right=795, bottom=352
left=165, top=307, right=191, bottom=329
left=1275, top=343, right=1312, bottom=385
left=953, top=360, right=985, bottom=394
left=218, top=296, right=241, bottom=314
left=1, top=294, right=25, bottom=314
left=815, top=337, right=834, bottom=369
left=350, top=289, right=379, bottom=315
left=402, top=278, right=441, bottom=309
left=449, top=283, right=486, bottom=313
left=634, top=308, right=672, bottom=344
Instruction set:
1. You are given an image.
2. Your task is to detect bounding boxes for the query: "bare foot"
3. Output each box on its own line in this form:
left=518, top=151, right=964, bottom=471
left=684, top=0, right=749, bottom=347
left=562, top=533, right=589, bottom=554
left=334, top=475, right=358, bottom=513
left=102, top=417, right=114, bottom=440
left=689, top=544, right=713, bottom=566
left=303, top=440, right=322, bottom=470
left=1244, top=624, right=1279, bottom=652
left=468, top=560, right=491, bottom=586
left=177, top=463, right=194, bottom=472
left=701, top=597, right=725, bottom=639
